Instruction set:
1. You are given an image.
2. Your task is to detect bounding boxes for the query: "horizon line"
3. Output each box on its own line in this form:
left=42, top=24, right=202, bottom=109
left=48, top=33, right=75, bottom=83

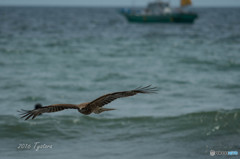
left=0, top=4, right=240, bottom=8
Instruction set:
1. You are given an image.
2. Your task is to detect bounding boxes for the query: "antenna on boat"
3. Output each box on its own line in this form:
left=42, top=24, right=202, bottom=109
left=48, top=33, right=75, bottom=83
left=131, top=0, right=136, bottom=8
left=168, top=0, right=171, bottom=6
left=180, top=0, right=192, bottom=8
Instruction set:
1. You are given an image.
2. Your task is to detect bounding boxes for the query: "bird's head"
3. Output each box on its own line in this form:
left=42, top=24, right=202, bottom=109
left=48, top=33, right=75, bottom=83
left=79, top=107, right=91, bottom=114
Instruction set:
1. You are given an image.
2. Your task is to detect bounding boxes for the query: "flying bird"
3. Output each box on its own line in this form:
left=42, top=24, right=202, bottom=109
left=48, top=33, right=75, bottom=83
left=19, top=85, right=158, bottom=120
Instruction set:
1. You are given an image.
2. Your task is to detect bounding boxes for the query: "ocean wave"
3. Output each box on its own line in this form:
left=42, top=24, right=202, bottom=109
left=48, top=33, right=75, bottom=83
left=94, top=73, right=128, bottom=82
left=213, top=83, right=240, bottom=90
left=213, top=35, right=240, bottom=44
left=1, top=109, right=240, bottom=140
left=19, top=96, right=46, bottom=102
left=179, top=57, right=217, bottom=66
left=179, top=57, right=240, bottom=71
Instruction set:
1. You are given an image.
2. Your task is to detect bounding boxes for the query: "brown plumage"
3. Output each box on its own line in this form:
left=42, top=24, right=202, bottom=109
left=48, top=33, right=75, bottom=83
left=19, top=85, right=158, bottom=120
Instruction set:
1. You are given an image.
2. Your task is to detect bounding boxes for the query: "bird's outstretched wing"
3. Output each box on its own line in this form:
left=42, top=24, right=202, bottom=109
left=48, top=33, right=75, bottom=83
left=18, top=104, right=79, bottom=120
left=85, top=85, right=158, bottom=110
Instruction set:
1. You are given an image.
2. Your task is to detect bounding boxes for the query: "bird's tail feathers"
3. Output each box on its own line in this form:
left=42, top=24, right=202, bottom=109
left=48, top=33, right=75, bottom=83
left=94, top=108, right=116, bottom=114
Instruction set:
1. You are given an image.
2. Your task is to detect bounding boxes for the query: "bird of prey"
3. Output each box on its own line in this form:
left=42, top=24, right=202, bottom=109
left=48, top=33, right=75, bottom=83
left=19, top=85, right=158, bottom=120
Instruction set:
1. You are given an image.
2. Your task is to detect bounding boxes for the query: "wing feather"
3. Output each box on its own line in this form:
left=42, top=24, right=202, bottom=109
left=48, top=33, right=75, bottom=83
left=18, top=104, right=79, bottom=120
left=86, top=85, right=158, bottom=109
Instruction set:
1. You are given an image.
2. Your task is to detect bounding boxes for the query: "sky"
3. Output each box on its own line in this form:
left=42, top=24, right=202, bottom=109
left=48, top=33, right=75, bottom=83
left=0, top=0, right=240, bottom=7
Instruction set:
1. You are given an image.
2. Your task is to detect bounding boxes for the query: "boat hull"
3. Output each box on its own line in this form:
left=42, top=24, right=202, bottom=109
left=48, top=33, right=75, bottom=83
left=122, top=13, right=198, bottom=23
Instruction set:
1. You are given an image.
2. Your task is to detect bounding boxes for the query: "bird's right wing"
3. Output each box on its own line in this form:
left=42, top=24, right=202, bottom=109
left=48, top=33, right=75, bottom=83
left=85, top=85, right=158, bottom=110
left=18, top=104, right=79, bottom=120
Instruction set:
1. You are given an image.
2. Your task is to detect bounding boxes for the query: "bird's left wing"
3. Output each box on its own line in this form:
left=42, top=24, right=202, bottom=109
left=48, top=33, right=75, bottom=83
left=85, top=85, right=158, bottom=110
left=19, top=104, right=79, bottom=120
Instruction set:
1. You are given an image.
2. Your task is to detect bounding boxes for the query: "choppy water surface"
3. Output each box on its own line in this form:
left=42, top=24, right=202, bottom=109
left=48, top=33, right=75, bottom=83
left=0, top=7, right=240, bottom=159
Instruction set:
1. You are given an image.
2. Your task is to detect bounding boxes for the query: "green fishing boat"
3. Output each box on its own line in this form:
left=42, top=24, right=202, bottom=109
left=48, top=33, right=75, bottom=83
left=120, top=0, right=198, bottom=23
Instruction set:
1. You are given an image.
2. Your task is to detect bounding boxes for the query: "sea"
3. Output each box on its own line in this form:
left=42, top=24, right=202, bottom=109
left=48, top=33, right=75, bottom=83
left=0, top=6, right=240, bottom=159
